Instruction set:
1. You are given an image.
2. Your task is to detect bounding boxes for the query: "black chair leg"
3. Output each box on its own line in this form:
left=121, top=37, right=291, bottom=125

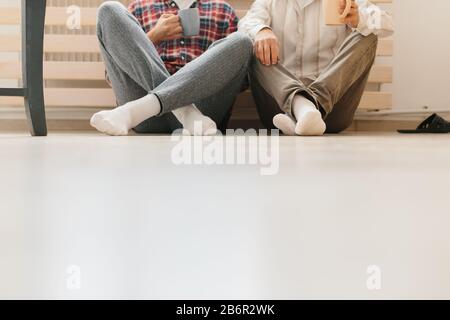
left=22, top=0, right=47, bottom=136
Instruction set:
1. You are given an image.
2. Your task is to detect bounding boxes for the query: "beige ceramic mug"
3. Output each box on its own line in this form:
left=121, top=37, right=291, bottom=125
left=323, top=0, right=352, bottom=25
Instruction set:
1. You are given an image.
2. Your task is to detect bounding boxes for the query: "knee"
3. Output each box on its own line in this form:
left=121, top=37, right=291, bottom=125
left=365, top=33, right=379, bottom=45
left=227, top=32, right=254, bottom=62
left=97, top=1, right=126, bottom=32
left=360, top=33, right=378, bottom=57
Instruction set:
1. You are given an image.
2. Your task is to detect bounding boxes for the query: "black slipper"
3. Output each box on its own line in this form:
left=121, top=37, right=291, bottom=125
left=398, top=113, right=450, bottom=134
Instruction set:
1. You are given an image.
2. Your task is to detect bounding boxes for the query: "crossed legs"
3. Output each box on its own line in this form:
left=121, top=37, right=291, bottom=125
left=91, top=1, right=252, bottom=135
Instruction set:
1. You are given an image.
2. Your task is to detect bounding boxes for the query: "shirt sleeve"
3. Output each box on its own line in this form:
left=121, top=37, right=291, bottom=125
left=221, top=4, right=239, bottom=37
left=228, top=7, right=239, bottom=34
left=355, top=0, right=394, bottom=38
left=238, top=0, right=272, bottom=40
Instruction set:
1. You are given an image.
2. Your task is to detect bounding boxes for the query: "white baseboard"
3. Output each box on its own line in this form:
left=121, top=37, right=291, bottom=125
left=1, top=106, right=448, bottom=132
left=3, top=106, right=449, bottom=121
left=0, top=106, right=101, bottom=120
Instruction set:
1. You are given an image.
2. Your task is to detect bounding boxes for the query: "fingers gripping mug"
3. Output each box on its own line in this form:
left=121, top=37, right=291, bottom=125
left=323, top=0, right=353, bottom=25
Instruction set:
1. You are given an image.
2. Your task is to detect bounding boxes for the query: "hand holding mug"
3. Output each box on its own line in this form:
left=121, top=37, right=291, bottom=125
left=339, top=0, right=360, bottom=28
left=323, top=0, right=359, bottom=26
left=147, top=14, right=183, bottom=44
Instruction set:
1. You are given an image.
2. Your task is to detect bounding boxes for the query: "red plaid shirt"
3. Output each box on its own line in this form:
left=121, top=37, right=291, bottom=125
left=128, top=0, right=239, bottom=75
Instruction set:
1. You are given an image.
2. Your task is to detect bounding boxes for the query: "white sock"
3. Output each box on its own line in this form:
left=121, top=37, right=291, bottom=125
left=273, top=113, right=296, bottom=136
left=90, top=94, right=161, bottom=136
left=292, top=95, right=326, bottom=136
left=172, top=104, right=217, bottom=136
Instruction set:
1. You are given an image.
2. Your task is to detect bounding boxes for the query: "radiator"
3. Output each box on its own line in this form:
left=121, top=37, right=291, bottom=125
left=46, top=0, right=130, bottom=63
left=44, top=0, right=130, bottom=90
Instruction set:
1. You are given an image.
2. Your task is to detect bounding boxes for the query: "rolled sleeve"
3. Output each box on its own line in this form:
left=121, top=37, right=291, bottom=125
left=355, top=0, right=394, bottom=37
left=238, top=0, right=272, bottom=40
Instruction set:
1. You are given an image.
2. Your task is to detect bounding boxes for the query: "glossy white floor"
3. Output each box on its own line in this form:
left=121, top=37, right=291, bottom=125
left=1, top=132, right=449, bottom=299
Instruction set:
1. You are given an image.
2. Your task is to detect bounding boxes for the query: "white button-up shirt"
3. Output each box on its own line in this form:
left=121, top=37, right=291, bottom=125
left=238, top=0, right=394, bottom=80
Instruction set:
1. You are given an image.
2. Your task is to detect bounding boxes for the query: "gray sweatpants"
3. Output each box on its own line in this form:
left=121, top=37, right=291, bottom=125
left=96, top=1, right=253, bottom=133
left=250, top=32, right=378, bottom=133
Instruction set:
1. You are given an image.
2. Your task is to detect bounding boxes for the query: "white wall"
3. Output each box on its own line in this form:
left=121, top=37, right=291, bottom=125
left=393, top=0, right=450, bottom=110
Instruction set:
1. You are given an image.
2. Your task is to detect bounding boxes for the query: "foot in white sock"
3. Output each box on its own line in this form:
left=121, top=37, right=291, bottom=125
left=90, top=108, right=131, bottom=136
left=90, top=94, right=161, bottom=136
left=172, top=105, right=217, bottom=136
left=292, top=95, right=326, bottom=136
left=273, top=113, right=296, bottom=136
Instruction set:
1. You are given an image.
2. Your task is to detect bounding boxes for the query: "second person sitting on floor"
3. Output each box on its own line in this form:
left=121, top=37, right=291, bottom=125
left=239, top=0, right=394, bottom=136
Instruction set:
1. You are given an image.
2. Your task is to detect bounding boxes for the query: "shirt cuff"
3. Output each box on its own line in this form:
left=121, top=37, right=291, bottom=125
left=250, top=25, right=271, bottom=40
left=354, top=10, right=370, bottom=35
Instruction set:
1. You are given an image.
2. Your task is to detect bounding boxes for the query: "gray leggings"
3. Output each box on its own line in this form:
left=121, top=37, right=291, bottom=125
left=96, top=1, right=253, bottom=133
